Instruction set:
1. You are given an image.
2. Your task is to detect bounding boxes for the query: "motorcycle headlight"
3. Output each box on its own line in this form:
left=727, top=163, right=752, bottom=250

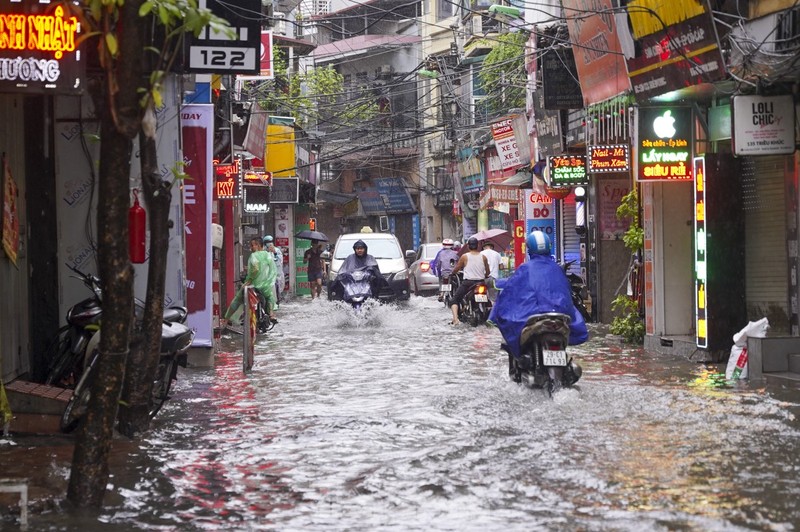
left=394, top=269, right=408, bottom=281
left=175, top=331, right=194, bottom=354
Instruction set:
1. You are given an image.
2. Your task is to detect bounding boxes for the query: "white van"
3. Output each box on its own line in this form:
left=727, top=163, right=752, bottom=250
left=327, top=232, right=413, bottom=302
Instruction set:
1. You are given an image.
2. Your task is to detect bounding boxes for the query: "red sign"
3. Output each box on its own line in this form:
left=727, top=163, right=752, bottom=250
left=513, top=220, right=526, bottom=269
left=214, top=158, right=239, bottom=178
left=243, top=169, right=272, bottom=186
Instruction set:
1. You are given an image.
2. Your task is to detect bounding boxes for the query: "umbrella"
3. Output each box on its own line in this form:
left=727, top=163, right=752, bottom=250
left=295, top=230, right=329, bottom=242
left=458, top=229, right=513, bottom=255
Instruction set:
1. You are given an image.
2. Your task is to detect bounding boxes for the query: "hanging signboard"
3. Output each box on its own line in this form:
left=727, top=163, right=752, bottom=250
left=243, top=184, right=270, bottom=213
left=624, top=0, right=726, bottom=101
left=732, top=95, right=796, bottom=156
left=587, top=145, right=630, bottom=173
left=548, top=155, right=588, bottom=186
left=214, top=160, right=241, bottom=200
left=0, top=2, right=84, bottom=94
left=637, top=107, right=692, bottom=181
left=244, top=169, right=273, bottom=186
left=490, top=119, right=522, bottom=171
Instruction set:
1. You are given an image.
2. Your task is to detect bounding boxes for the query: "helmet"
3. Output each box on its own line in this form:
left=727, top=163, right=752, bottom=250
left=353, top=239, right=368, bottom=252
left=442, top=238, right=454, bottom=247
left=263, top=235, right=274, bottom=244
left=526, top=230, right=551, bottom=257
left=467, top=237, right=479, bottom=250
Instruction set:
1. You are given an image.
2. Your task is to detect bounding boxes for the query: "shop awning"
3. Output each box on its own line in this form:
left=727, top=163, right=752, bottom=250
left=499, top=172, right=531, bottom=187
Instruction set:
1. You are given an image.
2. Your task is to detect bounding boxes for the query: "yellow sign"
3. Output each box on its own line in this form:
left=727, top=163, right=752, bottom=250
left=264, top=124, right=295, bottom=178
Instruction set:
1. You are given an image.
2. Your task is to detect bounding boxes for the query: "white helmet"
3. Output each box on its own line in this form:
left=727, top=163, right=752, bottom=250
left=442, top=238, right=454, bottom=247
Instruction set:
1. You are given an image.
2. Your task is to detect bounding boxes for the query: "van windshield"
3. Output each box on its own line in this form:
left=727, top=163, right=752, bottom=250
left=334, top=238, right=402, bottom=260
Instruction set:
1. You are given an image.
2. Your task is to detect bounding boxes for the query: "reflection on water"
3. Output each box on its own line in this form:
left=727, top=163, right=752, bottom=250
left=2, top=296, right=800, bottom=530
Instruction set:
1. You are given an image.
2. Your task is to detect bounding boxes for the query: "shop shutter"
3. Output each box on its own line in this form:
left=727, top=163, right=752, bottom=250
left=742, top=155, right=788, bottom=323
left=561, top=195, right=581, bottom=274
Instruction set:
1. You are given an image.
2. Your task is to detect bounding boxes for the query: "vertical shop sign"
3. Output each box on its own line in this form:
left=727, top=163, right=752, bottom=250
left=513, top=219, right=526, bottom=269
left=525, top=191, right=556, bottom=255
left=693, top=156, right=707, bottom=348
left=491, top=119, right=522, bottom=171
left=294, top=205, right=312, bottom=296
left=181, top=104, right=214, bottom=347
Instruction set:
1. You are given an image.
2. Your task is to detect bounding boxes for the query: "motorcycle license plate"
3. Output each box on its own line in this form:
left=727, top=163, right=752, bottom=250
left=543, top=349, right=567, bottom=366
left=440, top=284, right=451, bottom=292
left=474, top=294, right=488, bottom=303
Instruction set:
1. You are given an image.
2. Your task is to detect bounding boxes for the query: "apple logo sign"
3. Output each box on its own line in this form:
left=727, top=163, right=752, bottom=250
left=653, top=110, right=677, bottom=139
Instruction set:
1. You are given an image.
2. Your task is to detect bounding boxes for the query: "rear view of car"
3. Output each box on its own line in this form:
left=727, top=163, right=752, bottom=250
left=408, top=243, right=443, bottom=295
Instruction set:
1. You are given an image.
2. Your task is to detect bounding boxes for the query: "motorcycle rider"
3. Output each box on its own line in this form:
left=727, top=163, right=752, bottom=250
left=431, top=238, right=459, bottom=301
left=488, top=231, right=588, bottom=359
left=449, top=237, right=490, bottom=325
left=332, top=240, right=388, bottom=300
left=263, top=235, right=284, bottom=305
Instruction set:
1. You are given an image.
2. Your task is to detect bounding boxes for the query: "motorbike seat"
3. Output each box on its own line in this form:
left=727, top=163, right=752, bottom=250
left=162, top=306, right=188, bottom=324
left=520, top=313, right=571, bottom=347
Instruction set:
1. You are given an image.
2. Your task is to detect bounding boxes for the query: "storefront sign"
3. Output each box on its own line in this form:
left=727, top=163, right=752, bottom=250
left=637, top=107, right=692, bottom=181
left=548, top=155, right=588, bottom=186
left=625, top=0, right=725, bottom=101
left=243, top=184, right=270, bottom=212
left=457, top=147, right=483, bottom=192
left=693, top=156, right=707, bottom=348
left=525, top=191, right=556, bottom=254
left=244, top=169, right=272, bottom=186
left=732, top=95, right=796, bottom=156
left=214, top=160, right=241, bottom=200
left=270, top=177, right=299, bottom=203
left=541, top=47, right=583, bottom=110
left=587, top=145, right=630, bottom=173
left=533, top=91, right=563, bottom=158
left=490, top=119, right=522, bottom=171
left=0, top=2, right=83, bottom=94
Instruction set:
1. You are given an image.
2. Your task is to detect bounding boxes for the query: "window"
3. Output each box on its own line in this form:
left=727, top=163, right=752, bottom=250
left=437, top=0, right=456, bottom=20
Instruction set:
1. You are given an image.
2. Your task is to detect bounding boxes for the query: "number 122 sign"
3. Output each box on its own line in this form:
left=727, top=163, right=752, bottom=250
left=185, top=0, right=261, bottom=74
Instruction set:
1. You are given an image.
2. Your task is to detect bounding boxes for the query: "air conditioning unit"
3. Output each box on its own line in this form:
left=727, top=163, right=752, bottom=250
left=273, top=12, right=287, bottom=36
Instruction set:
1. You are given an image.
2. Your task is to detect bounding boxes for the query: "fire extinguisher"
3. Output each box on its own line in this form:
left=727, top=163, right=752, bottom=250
left=129, top=188, right=146, bottom=263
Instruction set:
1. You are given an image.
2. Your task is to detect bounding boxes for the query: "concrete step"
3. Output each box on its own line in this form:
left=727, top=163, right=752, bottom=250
left=4, top=380, right=72, bottom=435
left=764, top=371, right=800, bottom=388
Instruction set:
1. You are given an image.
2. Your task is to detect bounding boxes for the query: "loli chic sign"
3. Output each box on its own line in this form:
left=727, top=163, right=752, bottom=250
left=732, top=95, right=796, bottom=156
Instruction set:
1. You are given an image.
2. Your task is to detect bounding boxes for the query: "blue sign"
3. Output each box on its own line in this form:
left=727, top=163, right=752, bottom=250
left=412, top=214, right=420, bottom=249
left=357, top=178, right=416, bottom=215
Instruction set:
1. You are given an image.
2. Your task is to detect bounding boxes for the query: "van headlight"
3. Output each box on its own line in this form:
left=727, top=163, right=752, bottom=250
left=394, top=269, right=408, bottom=281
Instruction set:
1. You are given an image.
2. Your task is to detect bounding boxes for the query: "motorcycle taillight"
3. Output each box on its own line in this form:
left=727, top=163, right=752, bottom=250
left=476, top=284, right=486, bottom=294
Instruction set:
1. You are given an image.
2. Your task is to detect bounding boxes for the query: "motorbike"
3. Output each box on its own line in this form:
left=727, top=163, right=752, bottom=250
left=561, top=259, right=591, bottom=322
left=334, top=268, right=376, bottom=309
left=48, top=265, right=194, bottom=432
left=505, top=312, right=582, bottom=397
left=453, top=272, right=492, bottom=326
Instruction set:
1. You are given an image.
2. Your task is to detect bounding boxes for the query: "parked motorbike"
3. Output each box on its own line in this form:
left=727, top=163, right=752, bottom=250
left=47, top=265, right=194, bottom=432
left=561, top=259, right=590, bottom=322
left=453, top=272, right=492, bottom=326
left=506, top=312, right=582, bottom=397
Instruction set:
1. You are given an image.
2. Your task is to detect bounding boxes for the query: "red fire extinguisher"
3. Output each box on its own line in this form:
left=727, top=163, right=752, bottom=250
left=129, top=189, right=146, bottom=263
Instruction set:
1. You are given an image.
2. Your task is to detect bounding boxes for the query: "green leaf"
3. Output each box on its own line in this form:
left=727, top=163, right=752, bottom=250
left=139, top=1, right=154, bottom=17
left=105, top=32, right=118, bottom=56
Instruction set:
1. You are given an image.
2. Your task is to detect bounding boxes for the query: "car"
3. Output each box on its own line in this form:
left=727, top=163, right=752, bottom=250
left=327, top=232, right=413, bottom=303
left=408, top=243, right=444, bottom=295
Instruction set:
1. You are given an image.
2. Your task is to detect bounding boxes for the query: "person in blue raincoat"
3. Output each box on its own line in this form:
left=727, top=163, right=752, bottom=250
left=488, top=231, right=588, bottom=359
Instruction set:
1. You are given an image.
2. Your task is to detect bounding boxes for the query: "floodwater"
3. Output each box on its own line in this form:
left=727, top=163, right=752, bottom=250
left=3, top=296, right=800, bottom=530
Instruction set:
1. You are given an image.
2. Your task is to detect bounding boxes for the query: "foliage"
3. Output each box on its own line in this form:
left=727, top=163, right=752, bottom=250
left=610, top=295, right=645, bottom=344
left=615, top=187, right=644, bottom=251
left=478, top=32, right=527, bottom=112
left=610, top=186, right=645, bottom=344
left=257, top=49, right=377, bottom=127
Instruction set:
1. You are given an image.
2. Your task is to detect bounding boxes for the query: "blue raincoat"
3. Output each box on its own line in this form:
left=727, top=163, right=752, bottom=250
left=488, top=254, right=588, bottom=358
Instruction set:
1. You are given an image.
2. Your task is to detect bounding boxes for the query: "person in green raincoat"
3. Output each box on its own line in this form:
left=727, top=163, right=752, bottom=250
left=224, top=237, right=277, bottom=323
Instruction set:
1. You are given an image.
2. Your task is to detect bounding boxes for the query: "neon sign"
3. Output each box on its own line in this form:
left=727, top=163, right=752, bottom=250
left=0, top=3, right=82, bottom=93
left=587, top=144, right=630, bottom=173
left=693, top=156, right=707, bottom=348
left=548, top=155, right=588, bottom=186
left=638, top=107, right=693, bottom=181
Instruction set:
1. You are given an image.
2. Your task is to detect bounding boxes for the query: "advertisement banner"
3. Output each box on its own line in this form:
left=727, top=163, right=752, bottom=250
left=563, top=0, right=630, bottom=106
left=491, top=119, right=522, bottom=171
left=525, top=191, right=556, bottom=255
left=181, top=104, right=214, bottom=347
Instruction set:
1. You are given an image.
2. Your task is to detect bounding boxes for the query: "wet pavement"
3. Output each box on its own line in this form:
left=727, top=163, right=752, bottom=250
left=2, top=295, right=800, bottom=530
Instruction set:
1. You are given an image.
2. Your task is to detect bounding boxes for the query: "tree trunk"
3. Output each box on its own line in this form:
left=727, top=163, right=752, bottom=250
left=67, top=0, right=145, bottom=507
left=118, top=127, right=171, bottom=437
left=66, top=83, right=135, bottom=508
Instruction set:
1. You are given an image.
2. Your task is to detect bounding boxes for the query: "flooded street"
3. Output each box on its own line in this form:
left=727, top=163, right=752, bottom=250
left=4, top=296, right=800, bottom=530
